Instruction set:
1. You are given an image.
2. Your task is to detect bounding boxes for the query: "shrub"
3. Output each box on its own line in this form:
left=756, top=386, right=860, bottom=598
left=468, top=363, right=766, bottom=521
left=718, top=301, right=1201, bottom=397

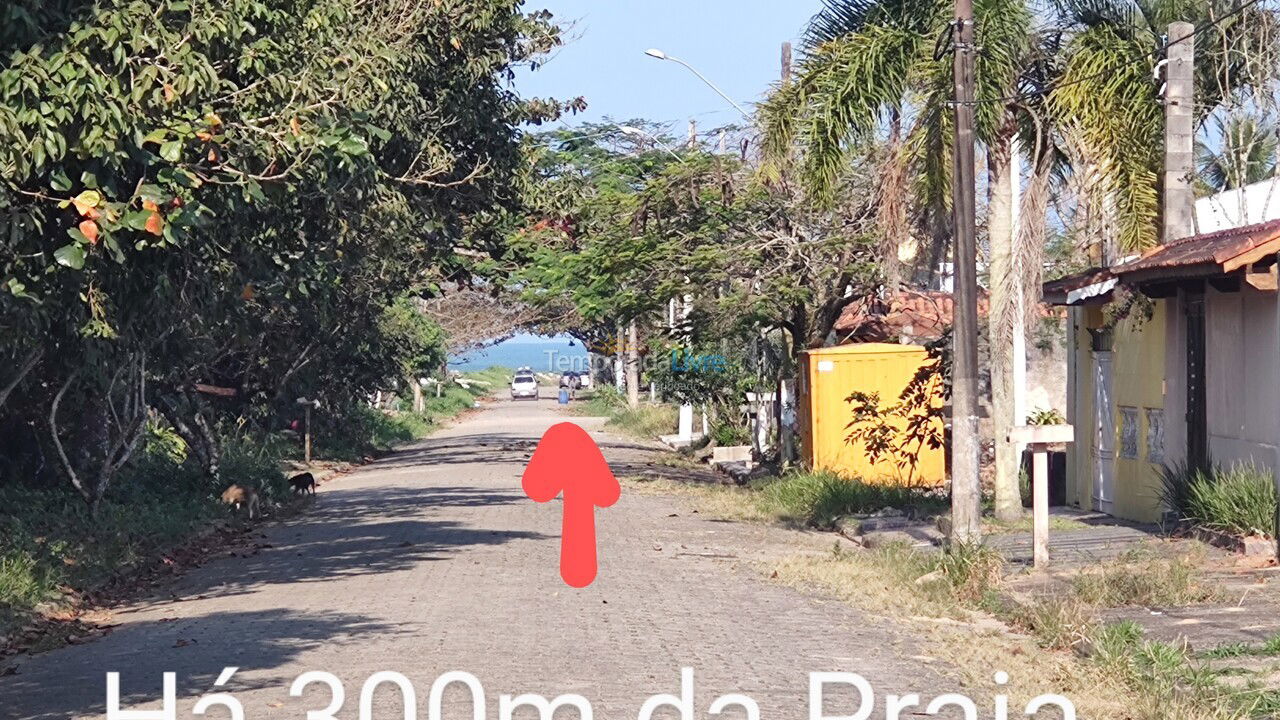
left=1185, top=462, right=1277, bottom=537
left=1163, top=460, right=1277, bottom=537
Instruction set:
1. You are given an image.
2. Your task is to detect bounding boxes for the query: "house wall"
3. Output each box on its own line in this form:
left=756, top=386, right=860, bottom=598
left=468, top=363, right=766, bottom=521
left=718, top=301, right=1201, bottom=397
left=1110, top=302, right=1168, bottom=523
left=1064, top=301, right=1170, bottom=523
left=1205, top=286, right=1280, bottom=471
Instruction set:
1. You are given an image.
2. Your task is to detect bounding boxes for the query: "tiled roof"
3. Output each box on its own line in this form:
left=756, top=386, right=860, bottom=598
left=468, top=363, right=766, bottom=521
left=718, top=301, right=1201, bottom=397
left=835, top=290, right=991, bottom=341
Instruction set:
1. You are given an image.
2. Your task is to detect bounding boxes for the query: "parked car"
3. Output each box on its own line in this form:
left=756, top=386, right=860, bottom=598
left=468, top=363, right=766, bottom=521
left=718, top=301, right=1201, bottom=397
left=510, top=373, right=538, bottom=400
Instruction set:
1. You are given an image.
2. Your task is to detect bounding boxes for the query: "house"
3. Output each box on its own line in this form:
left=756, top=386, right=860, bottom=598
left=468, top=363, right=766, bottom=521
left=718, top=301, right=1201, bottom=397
left=1044, top=179, right=1280, bottom=523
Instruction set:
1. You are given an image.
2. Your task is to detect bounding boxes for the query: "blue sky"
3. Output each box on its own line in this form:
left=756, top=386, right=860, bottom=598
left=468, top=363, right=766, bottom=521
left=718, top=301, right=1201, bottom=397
left=515, top=1, right=820, bottom=133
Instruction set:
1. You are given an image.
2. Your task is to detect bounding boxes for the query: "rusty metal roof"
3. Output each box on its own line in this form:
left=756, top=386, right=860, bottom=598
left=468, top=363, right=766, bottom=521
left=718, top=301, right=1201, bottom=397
left=1114, top=218, right=1280, bottom=279
left=1041, top=218, right=1280, bottom=304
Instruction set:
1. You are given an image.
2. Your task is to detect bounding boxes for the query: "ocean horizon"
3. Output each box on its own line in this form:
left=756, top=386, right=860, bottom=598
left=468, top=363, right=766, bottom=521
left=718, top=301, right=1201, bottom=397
left=448, top=334, right=590, bottom=373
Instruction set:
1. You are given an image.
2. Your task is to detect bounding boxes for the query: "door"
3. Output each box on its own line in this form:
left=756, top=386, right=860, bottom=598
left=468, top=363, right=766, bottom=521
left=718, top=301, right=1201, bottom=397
left=1092, top=348, right=1115, bottom=513
left=1185, top=291, right=1208, bottom=471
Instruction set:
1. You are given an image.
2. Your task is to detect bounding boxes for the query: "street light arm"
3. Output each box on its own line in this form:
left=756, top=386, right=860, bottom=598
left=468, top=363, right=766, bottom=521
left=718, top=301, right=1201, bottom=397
left=662, top=55, right=751, bottom=119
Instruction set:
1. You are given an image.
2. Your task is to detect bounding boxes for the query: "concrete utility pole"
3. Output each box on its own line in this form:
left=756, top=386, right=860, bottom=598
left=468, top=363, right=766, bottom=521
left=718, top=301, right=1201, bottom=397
left=626, top=319, right=640, bottom=408
left=949, top=0, right=982, bottom=544
left=1164, top=22, right=1195, bottom=244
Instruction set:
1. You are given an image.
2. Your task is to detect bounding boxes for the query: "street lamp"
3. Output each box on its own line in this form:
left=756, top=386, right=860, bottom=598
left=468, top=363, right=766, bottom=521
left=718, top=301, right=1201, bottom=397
left=618, top=125, right=684, bottom=161
left=643, top=48, right=750, bottom=119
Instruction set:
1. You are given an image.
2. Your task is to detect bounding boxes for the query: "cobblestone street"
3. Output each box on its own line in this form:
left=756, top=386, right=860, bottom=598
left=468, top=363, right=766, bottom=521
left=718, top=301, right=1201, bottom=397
left=0, top=398, right=955, bottom=719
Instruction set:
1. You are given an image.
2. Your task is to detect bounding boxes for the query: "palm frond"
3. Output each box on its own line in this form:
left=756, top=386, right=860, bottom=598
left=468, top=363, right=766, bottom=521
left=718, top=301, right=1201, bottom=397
left=1051, top=23, right=1163, bottom=250
left=763, top=25, right=922, bottom=202
left=802, top=0, right=946, bottom=50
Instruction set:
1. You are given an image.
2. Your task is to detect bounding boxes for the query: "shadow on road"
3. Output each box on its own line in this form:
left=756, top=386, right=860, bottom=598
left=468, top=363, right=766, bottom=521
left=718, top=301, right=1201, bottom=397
left=1, top=608, right=394, bottom=720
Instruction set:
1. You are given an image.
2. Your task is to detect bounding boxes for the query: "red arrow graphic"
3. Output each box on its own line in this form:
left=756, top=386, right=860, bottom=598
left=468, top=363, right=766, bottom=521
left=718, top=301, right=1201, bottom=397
left=522, top=422, right=620, bottom=588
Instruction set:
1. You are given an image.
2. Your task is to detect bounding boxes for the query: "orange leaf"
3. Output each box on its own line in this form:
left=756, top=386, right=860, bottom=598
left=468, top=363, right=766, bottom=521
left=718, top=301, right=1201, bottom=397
left=196, top=131, right=212, bottom=142
left=290, top=117, right=301, bottom=137
left=163, top=83, right=176, bottom=103
left=145, top=212, right=164, bottom=236
left=208, top=147, right=219, bottom=163
left=142, top=199, right=159, bottom=212
left=84, top=207, right=102, bottom=220
left=241, top=284, right=255, bottom=301
left=78, top=219, right=99, bottom=244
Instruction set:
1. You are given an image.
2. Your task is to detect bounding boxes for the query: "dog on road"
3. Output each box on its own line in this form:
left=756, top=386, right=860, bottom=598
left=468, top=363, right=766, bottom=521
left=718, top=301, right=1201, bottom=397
left=221, top=484, right=260, bottom=519
left=289, top=472, right=317, bottom=496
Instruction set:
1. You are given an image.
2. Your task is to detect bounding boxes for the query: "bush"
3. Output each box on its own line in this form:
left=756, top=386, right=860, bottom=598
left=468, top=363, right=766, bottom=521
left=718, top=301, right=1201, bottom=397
left=1163, top=460, right=1277, bottom=537
left=1187, top=462, right=1277, bottom=537
left=754, top=471, right=947, bottom=527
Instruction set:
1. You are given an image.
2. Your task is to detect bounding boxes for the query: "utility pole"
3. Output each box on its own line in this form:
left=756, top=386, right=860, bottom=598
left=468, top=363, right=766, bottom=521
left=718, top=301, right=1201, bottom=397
left=781, top=41, right=792, bottom=81
left=687, top=119, right=697, bottom=150
left=1164, top=22, right=1195, bottom=244
left=949, top=0, right=982, bottom=544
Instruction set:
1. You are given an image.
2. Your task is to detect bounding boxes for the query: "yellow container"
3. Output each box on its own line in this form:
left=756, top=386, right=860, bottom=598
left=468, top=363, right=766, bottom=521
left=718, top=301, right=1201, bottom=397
left=799, top=343, right=945, bottom=486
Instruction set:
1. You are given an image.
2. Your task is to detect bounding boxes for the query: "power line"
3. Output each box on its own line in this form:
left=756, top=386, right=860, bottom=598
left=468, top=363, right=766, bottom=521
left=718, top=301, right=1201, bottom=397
left=951, top=0, right=1269, bottom=106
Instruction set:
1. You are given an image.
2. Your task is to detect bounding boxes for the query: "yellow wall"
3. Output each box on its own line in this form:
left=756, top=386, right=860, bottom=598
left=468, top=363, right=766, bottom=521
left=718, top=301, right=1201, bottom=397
left=1111, top=302, right=1167, bottom=523
left=800, top=344, right=945, bottom=486
left=1067, top=302, right=1168, bottom=523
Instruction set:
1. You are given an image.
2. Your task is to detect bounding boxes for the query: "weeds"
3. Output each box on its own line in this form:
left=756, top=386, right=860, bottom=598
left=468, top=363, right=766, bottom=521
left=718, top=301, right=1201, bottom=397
left=575, top=386, right=679, bottom=439
left=753, top=471, right=946, bottom=527
left=1072, top=555, right=1218, bottom=607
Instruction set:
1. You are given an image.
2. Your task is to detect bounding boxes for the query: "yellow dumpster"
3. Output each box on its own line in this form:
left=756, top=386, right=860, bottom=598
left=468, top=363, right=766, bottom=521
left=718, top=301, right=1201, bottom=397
left=799, top=343, right=945, bottom=486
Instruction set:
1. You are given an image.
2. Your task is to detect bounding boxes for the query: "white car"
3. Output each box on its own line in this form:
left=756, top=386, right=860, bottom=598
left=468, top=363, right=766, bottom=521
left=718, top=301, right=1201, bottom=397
left=510, top=374, right=538, bottom=400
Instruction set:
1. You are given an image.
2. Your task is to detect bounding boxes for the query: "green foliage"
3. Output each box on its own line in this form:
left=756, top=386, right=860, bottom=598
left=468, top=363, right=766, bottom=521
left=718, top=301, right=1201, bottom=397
left=1161, top=461, right=1278, bottom=537
left=0, top=0, right=569, bottom=509
left=1026, top=407, right=1067, bottom=425
left=753, top=470, right=947, bottom=527
left=575, top=387, right=679, bottom=440
left=1050, top=0, right=1280, bottom=251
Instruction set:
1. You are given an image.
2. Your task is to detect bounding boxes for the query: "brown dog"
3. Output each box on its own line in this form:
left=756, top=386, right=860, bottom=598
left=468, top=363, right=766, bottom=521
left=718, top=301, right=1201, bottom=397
left=220, top=484, right=260, bottom=519
left=289, top=472, right=317, bottom=496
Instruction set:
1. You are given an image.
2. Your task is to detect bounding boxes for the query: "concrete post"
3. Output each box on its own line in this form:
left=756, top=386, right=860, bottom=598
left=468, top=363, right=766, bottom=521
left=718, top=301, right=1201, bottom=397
left=1164, top=22, right=1195, bottom=244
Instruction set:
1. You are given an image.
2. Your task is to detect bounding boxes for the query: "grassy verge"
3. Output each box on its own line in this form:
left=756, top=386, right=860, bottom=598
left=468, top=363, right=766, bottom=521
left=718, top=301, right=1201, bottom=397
left=573, top=385, right=678, bottom=439
left=0, top=371, right=494, bottom=640
left=625, top=470, right=946, bottom=528
left=645, top=473, right=1246, bottom=719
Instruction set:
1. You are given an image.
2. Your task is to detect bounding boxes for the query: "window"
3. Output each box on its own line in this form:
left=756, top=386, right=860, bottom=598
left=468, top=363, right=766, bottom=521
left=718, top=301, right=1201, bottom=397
left=1146, top=409, right=1165, bottom=463
left=1119, top=406, right=1140, bottom=459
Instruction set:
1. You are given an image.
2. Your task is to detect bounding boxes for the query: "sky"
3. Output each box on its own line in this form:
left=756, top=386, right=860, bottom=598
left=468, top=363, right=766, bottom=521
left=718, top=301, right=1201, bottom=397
left=514, top=1, right=821, bottom=133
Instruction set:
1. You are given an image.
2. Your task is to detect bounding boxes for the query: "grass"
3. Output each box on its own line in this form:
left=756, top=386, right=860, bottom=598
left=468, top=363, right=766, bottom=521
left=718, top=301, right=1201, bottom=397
left=573, top=385, right=679, bottom=439
left=752, top=471, right=947, bottom=527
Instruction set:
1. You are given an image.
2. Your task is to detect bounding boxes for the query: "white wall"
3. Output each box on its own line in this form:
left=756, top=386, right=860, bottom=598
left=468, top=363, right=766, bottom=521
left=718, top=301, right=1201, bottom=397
left=1196, top=178, right=1280, bottom=233
left=1205, top=286, right=1280, bottom=471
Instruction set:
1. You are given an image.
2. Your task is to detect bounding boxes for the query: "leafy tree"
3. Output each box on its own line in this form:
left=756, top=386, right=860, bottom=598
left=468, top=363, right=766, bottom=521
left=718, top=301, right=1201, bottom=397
left=0, top=0, right=569, bottom=511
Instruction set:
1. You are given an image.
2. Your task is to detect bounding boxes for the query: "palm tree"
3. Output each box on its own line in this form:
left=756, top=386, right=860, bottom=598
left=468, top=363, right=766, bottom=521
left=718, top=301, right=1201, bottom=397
left=761, top=0, right=1039, bottom=522
left=1196, top=112, right=1278, bottom=193
left=1050, top=0, right=1280, bottom=253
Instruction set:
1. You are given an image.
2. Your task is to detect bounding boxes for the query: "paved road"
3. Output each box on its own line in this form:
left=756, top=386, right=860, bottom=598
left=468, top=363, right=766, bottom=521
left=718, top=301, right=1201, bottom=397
left=1, top=398, right=951, bottom=719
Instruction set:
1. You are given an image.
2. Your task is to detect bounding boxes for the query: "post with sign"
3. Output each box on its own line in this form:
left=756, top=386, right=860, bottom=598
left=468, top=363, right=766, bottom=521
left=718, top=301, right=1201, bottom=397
left=297, top=397, right=320, bottom=464
left=1007, top=424, right=1075, bottom=569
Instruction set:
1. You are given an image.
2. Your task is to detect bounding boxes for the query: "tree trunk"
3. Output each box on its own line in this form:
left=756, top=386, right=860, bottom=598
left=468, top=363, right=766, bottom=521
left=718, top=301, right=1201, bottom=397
left=988, top=136, right=1022, bottom=522
left=625, top=319, right=640, bottom=408
left=411, top=381, right=424, bottom=413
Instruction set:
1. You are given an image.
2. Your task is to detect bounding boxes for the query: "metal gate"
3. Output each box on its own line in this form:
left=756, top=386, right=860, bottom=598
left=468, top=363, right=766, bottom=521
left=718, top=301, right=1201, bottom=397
left=1185, top=291, right=1208, bottom=471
